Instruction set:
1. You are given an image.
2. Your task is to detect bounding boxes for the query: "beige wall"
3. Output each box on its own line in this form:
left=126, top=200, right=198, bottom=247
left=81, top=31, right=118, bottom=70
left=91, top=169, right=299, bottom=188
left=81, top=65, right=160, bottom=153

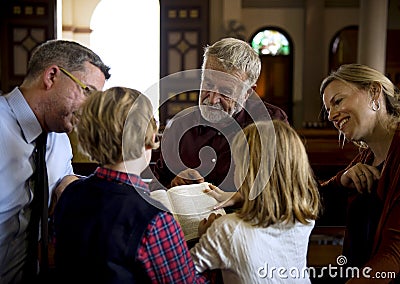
left=62, top=1, right=395, bottom=128
left=61, top=0, right=100, bottom=162
left=241, top=6, right=361, bottom=127
left=209, top=3, right=360, bottom=127
left=61, top=0, right=100, bottom=44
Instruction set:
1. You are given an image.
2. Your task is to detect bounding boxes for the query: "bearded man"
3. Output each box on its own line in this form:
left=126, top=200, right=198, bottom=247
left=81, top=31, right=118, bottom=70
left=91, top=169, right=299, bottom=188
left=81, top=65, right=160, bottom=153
left=150, top=37, right=288, bottom=192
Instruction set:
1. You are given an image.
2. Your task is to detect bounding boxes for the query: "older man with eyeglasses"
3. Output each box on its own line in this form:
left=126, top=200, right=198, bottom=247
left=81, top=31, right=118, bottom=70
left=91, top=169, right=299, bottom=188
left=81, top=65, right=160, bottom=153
left=0, top=39, right=110, bottom=283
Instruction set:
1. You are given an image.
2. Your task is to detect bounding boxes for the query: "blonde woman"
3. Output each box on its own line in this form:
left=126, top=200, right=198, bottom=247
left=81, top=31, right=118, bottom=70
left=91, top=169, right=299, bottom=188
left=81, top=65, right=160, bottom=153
left=54, top=87, right=208, bottom=283
left=190, top=120, right=320, bottom=283
left=320, top=63, right=400, bottom=283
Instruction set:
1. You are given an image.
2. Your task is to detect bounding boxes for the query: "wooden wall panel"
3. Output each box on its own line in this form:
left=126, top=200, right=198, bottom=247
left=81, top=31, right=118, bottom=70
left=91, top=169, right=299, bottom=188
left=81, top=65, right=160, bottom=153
left=0, top=0, right=56, bottom=93
left=159, top=0, right=209, bottom=127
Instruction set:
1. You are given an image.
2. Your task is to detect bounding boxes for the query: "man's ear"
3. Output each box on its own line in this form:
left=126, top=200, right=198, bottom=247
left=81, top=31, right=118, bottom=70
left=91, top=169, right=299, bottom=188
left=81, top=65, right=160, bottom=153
left=43, top=65, right=59, bottom=90
left=245, top=85, right=257, bottom=100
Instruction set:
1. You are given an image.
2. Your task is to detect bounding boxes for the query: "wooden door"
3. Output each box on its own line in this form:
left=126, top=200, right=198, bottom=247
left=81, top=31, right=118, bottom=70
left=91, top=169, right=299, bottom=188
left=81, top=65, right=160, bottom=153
left=159, top=0, right=209, bottom=128
left=255, top=55, right=293, bottom=123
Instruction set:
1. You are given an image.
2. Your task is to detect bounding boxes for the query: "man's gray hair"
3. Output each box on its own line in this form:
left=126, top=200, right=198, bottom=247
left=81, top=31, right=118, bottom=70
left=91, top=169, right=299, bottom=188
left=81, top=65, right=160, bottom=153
left=203, top=37, right=261, bottom=87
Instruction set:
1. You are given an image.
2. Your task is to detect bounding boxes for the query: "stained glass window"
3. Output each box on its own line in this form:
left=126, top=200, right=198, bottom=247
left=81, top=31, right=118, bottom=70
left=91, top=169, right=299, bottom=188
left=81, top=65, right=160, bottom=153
left=251, top=30, right=290, bottom=56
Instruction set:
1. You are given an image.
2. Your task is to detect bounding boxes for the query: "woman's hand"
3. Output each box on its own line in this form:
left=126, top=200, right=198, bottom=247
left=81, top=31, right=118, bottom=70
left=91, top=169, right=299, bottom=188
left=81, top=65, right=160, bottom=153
left=204, top=184, right=244, bottom=209
left=198, top=213, right=222, bottom=237
left=340, top=162, right=381, bottom=193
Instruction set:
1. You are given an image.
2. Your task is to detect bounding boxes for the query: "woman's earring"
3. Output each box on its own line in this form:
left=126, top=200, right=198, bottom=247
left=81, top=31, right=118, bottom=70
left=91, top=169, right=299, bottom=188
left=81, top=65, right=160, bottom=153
left=338, top=131, right=346, bottom=149
left=371, top=100, right=380, bottom=111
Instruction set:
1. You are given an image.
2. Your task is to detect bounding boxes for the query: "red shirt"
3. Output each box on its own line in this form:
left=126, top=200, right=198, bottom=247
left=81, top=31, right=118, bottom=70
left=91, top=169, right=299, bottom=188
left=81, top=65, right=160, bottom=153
left=95, top=167, right=208, bottom=283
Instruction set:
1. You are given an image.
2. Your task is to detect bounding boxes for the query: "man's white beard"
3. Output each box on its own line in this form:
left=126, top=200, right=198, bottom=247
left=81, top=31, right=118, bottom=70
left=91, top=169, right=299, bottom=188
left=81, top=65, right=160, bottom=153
left=199, top=100, right=238, bottom=123
left=200, top=104, right=229, bottom=123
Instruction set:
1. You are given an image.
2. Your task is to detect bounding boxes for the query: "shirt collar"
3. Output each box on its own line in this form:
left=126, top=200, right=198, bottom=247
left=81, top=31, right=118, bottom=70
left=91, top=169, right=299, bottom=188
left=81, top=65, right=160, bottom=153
left=94, top=166, right=150, bottom=195
left=5, top=87, right=42, bottom=143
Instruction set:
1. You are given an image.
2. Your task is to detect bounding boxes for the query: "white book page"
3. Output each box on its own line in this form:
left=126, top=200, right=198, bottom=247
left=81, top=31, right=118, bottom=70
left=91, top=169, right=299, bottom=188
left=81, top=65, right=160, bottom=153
left=150, top=189, right=173, bottom=212
left=167, top=183, right=226, bottom=240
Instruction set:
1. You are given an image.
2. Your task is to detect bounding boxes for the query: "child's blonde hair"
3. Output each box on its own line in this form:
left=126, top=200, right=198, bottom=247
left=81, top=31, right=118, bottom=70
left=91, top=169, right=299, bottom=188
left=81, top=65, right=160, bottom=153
left=233, top=120, right=320, bottom=227
left=77, top=86, right=158, bottom=165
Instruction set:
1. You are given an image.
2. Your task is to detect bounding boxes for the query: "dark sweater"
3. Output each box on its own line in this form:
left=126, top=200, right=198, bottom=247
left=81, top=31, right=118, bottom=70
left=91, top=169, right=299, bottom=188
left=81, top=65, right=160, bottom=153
left=151, top=97, right=288, bottom=191
left=54, top=175, right=163, bottom=284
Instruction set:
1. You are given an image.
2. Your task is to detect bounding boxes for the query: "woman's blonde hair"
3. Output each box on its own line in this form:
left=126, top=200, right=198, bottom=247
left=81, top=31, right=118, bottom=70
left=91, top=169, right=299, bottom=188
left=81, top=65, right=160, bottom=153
left=77, top=86, right=158, bottom=165
left=320, top=63, right=400, bottom=133
left=233, top=120, right=320, bottom=227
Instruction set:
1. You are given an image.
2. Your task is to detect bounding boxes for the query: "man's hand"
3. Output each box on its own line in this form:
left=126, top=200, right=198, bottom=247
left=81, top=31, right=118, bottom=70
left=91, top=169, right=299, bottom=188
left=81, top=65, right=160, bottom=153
left=49, top=175, right=80, bottom=216
left=198, top=213, right=222, bottom=237
left=170, top=168, right=204, bottom=187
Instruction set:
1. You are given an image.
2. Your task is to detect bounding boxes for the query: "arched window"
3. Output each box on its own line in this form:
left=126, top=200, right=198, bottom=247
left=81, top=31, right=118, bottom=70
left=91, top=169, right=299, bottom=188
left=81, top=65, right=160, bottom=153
left=329, top=26, right=358, bottom=72
left=251, top=29, right=290, bottom=56
left=249, top=27, right=293, bottom=123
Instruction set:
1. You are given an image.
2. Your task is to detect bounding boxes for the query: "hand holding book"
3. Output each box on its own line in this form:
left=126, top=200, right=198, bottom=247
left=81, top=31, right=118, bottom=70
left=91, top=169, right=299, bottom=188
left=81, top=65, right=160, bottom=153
left=198, top=212, right=223, bottom=237
left=204, top=184, right=244, bottom=209
left=150, top=182, right=226, bottom=241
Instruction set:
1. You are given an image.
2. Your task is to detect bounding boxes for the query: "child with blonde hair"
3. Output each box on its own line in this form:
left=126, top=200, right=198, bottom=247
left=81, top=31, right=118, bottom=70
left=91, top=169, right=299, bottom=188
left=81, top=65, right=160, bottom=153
left=54, top=87, right=208, bottom=283
left=191, top=120, right=320, bottom=283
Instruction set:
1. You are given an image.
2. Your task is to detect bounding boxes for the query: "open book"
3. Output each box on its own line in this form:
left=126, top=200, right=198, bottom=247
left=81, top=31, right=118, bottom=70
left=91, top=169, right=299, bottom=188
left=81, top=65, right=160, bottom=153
left=150, top=182, right=226, bottom=241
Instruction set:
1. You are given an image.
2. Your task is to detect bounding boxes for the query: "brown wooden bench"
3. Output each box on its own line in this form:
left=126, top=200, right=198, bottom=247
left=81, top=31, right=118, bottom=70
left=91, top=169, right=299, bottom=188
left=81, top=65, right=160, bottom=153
left=296, top=128, right=359, bottom=181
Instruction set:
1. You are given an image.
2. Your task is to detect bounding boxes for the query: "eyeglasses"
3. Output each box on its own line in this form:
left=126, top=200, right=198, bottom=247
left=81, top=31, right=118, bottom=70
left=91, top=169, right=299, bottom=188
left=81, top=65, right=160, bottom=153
left=59, top=67, right=91, bottom=96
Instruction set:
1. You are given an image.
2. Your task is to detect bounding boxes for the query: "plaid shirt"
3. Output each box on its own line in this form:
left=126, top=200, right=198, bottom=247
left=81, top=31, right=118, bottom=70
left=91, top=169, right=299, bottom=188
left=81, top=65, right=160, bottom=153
left=95, top=167, right=208, bottom=283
